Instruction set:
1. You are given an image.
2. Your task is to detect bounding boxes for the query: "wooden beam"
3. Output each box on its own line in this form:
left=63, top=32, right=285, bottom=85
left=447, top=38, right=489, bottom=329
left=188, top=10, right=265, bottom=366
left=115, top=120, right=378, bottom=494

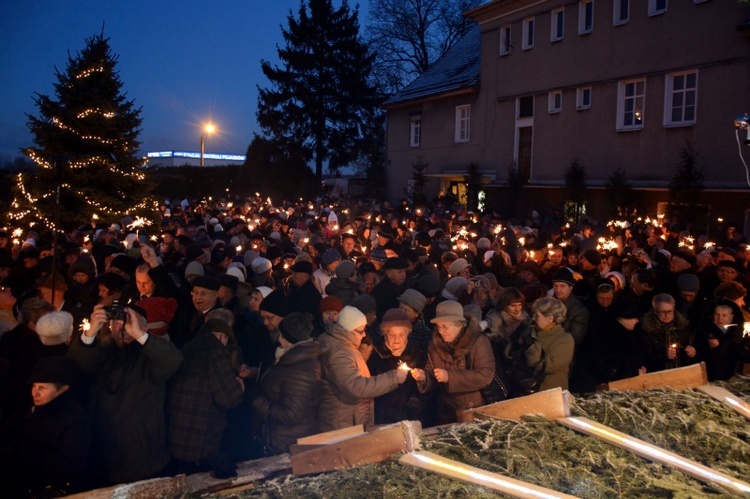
left=291, top=420, right=421, bottom=476
left=696, top=385, right=750, bottom=421
left=296, top=424, right=364, bottom=445
left=605, top=363, right=707, bottom=392
left=457, top=388, right=572, bottom=423
left=186, top=453, right=291, bottom=495
left=399, top=451, right=578, bottom=499
left=65, top=475, right=189, bottom=498
left=558, top=417, right=750, bottom=495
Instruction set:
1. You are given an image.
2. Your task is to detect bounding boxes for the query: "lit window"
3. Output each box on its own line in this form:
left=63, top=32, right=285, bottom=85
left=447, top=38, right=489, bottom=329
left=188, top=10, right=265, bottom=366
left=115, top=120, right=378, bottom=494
left=576, top=87, right=591, bottom=110
left=648, top=0, right=667, bottom=16
left=455, top=105, right=471, bottom=143
left=617, top=78, right=645, bottom=130
left=409, top=115, right=421, bottom=147
left=500, top=25, right=512, bottom=55
left=522, top=17, right=534, bottom=50
left=551, top=8, right=564, bottom=42
left=664, top=71, right=697, bottom=126
left=579, top=0, right=594, bottom=34
left=549, top=91, right=562, bottom=113
left=613, top=0, right=629, bottom=24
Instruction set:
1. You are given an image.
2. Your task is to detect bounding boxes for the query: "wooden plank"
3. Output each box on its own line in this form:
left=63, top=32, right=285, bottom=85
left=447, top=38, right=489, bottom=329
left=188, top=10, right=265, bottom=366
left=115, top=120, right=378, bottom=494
left=289, top=443, right=327, bottom=455
left=605, top=363, right=707, bottom=392
left=186, top=453, right=291, bottom=495
left=296, top=424, right=364, bottom=445
left=458, top=388, right=572, bottom=423
left=291, top=420, right=421, bottom=476
left=558, top=417, right=750, bottom=496
left=696, top=385, right=750, bottom=421
left=399, top=451, right=579, bottom=499
left=65, top=475, right=189, bottom=498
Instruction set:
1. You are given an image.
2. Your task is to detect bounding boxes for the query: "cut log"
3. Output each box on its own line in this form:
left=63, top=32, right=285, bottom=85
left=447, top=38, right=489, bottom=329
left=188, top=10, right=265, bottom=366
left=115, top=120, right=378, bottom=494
left=558, top=417, right=750, bottom=495
left=296, top=424, right=364, bottom=445
left=458, top=388, right=572, bottom=422
left=64, top=475, right=189, bottom=498
left=291, top=420, right=421, bottom=476
left=695, top=385, right=750, bottom=421
left=605, top=363, right=707, bottom=392
left=399, top=451, right=578, bottom=499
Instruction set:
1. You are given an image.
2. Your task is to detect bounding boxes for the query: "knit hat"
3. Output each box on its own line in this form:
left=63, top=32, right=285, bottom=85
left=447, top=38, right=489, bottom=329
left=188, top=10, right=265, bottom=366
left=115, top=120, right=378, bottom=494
left=430, top=300, right=466, bottom=324
left=259, top=290, right=289, bottom=317
left=677, top=273, right=700, bottom=293
left=383, top=257, right=408, bottom=270
left=226, top=265, right=247, bottom=282
left=110, top=254, right=135, bottom=276
left=476, top=238, right=492, bottom=250
left=185, top=261, right=205, bottom=279
left=251, top=257, right=273, bottom=274
left=518, top=261, right=541, bottom=279
left=184, top=243, right=205, bottom=263
left=291, top=260, right=314, bottom=274
left=448, top=258, right=471, bottom=277
left=335, top=260, right=356, bottom=279
left=380, top=308, right=412, bottom=331
left=369, top=247, right=387, bottom=262
left=253, top=286, right=274, bottom=299
left=319, top=295, right=344, bottom=313
left=582, top=249, right=602, bottom=266
left=279, top=312, right=313, bottom=344
left=29, top=356, right=77, bottom=386
left=322, top=248, right=342, bottom=266
left=717, top=260, right=739, bottom=272
left=337, top=305, right=367, bottom=331
left=416, top=274, right=440, bottom=298
left=192, top=275, right=220, bottom=291
left=444, top=276, right=468, bottom=298
left=35, top=311, right=73, bottom=346
left=69, top=256, right=96, bottom=278
left=672, top=249, right=697, bottom=267
left=243, top=250, right=260, bottom=268
left=350, top=294, right=376, bottom=317
left=203, top=318, right=235, bottom=342
left=552, top=268, right=576, bottom=287
left=398, top=289, right=426, bottom=314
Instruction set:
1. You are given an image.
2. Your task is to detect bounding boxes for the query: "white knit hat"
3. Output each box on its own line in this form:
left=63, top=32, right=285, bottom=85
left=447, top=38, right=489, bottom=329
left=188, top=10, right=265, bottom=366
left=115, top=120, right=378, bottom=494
left=253, top=286, right=273, bottom=299
left=251, top=257, right=272, bottom=274
left=35, top=311, right=73, bottom=346
left=336, top=305, right=366, bottom=331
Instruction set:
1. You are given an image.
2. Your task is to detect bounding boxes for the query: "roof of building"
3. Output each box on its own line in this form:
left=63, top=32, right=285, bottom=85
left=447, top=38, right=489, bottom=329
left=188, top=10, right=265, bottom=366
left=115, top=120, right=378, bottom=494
left=383, top=22, right=481, bottom=107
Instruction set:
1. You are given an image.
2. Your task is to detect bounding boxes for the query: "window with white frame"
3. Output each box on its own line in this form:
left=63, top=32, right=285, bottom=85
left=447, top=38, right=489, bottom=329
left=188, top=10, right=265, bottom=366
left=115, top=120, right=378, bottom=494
left=551, top=8, right=564, bottom=42
left=576, top=87, right=591, bottom=110
left=664, top=71, right=697, bottom=126
left=522, top=17, right=534, bottom=50
left=409, top=115, right=422, bottom=147
left=455, top=105, right=471, bottom=143
left=548, top=91, right=562, bottom=113
left=579, top=0, right=594, bottom=34
left=617, top=78, right=645, bottom=130
left=613, top=0, right=629, bottom=25
left=518, top=96, right=534, bottom=118
left=499, top=24, right=512, bottom=55
left=648, top=0, right=667, bottom=16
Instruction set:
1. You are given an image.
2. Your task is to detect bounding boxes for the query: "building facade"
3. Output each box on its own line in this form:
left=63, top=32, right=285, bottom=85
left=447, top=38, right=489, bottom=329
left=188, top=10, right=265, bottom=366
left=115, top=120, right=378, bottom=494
left=384, top=0, right=750, bottom=230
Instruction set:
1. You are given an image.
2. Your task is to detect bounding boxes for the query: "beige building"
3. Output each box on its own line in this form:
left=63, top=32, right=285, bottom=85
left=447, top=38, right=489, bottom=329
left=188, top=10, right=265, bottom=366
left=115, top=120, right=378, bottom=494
left=384, top=0, right=750, bottom=231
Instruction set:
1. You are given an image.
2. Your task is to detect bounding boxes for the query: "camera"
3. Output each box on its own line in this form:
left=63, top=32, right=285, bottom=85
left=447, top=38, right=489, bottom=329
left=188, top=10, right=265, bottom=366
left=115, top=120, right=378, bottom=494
left=473, top=280, right=481, bottom=287
left=104, top=300, right=126, bottom=321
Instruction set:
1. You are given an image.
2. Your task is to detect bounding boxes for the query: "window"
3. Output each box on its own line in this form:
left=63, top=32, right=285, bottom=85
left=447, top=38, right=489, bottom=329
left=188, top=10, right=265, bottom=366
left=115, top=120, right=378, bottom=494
left=522, top=17, right=534, bottom=50
left=613, top=0, right=629, bottom=25
left=548, top=91, right=562, bottom=113
left=576, top=87, right=591, bottom=110
left=455, top=105, right=471, bottom=143
left=617, top=78, right=645, bottom=130
left=499, top=24, right=512, bottom=55
left=664, top=71, right=697, bottom=126
left=648, top=0, right=667, bottom=16
left=551, top=8, right=564, bottom=42
left=409, top=115, right=421, bottom=147
left=579, top=0, right=594, bottom=34
left=518, top=96, right=534, bottom=118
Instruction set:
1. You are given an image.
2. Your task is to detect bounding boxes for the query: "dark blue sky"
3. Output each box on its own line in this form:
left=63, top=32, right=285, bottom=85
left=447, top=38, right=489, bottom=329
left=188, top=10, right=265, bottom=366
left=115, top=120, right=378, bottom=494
left=0, top=1, right=370, bottom=161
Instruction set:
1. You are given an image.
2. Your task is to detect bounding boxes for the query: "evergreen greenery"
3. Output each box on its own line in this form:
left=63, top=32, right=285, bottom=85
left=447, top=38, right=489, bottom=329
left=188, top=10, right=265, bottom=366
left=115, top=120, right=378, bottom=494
left=563, top=159, right=587, bottom=225
left=668, top=142, right=705, bottom=228
left=408, top=157, right=429, bottom=206
left=14, top=32, right=151, bottom=231
left=255, top=0, right=382, bottom=184
left=606, top=167, right=635, bottom=219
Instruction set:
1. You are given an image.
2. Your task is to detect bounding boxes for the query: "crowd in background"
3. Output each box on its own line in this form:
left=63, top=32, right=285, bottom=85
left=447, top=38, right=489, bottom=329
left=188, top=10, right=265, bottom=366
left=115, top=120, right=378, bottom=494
left=0, top=191, right=749, bottom=496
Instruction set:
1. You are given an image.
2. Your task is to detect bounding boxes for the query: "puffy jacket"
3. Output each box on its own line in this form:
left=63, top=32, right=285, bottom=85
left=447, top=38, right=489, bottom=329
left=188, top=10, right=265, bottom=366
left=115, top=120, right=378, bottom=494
left=526, top=323, right=574, bottom=391
left=317, top=323, right=399, bottom=431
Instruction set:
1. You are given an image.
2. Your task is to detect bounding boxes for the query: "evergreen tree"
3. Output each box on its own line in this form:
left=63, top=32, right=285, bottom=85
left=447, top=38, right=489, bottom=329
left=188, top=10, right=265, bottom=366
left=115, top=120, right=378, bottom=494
left=668, top=141, right=704, bottom=227
left=409, top=157, right=429, bottom=206
left=256, top=0, right=381, bottom=184
left=564, top=159, right=587, bottom=225
left=13, top=33, right=149, bottom=231
left=606, top=167, right=635, bottom=219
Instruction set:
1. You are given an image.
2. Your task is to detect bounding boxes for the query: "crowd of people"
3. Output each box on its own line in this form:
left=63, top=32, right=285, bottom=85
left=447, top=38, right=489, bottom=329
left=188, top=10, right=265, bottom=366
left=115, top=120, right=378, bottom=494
left=0, top=192, right=749, bottom=496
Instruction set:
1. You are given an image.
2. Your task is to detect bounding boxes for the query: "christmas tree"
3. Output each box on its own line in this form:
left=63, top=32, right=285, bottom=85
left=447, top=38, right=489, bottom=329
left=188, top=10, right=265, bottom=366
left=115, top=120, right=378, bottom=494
left=12, top=32, right=152, bottom=232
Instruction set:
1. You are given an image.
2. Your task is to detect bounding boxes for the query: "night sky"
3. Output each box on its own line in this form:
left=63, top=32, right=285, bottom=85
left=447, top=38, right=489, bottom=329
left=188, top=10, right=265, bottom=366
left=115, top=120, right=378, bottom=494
left=0, top=0, right=370, bottom=161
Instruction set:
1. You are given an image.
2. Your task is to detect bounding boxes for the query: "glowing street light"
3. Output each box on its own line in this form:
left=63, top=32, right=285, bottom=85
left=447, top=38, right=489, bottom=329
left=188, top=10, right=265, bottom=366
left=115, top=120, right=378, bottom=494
left=200, top=123, right=216, bottom=167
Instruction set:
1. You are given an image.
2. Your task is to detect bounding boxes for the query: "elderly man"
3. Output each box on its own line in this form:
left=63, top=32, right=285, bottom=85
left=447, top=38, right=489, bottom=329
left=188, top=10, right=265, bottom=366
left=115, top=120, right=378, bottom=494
left=640, top=293, right=694, bottom=373
left=551, top=268, right=590, bottom=347
left=170, top=275, right=222, bottom=347
left=68, top=304, right=182, bottom=485
left=286, top=260, right=322, bottom=315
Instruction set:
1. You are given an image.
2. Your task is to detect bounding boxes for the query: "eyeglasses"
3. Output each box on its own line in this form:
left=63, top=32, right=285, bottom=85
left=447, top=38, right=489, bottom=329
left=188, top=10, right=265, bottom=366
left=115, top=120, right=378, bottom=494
left=654, top=308, right=674, bottom=316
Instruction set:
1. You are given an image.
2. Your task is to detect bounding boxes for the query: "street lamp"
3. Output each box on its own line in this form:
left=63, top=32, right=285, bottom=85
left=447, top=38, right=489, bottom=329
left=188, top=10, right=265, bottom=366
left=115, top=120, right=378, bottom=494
left=200, top=123, right=216, bottom=167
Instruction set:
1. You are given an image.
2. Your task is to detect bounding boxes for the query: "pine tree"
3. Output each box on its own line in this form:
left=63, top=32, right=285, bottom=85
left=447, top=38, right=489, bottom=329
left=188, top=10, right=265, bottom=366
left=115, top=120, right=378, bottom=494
left=256, top=0, right=381, bottom=184
left=12, top=32, right=150, bottom=231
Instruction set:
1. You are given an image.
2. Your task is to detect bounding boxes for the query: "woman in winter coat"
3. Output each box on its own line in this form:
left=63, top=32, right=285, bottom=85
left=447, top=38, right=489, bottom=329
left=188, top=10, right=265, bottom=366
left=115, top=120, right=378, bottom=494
left=317, top=306, right=407, bottom=432
left=693, top=299, right=745, bottom=381
left=525, top=297, right=575, bottom=391
left=485, top=287, right=529, bottom=355
left=252, top=312, right=321, bottom=455
left=412, top=300, right=495, bottom=424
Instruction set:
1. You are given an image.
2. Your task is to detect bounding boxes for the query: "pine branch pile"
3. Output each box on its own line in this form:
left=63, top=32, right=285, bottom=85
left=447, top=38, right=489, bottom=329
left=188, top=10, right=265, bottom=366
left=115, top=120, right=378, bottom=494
left=232, top=377, right=750, bottom=498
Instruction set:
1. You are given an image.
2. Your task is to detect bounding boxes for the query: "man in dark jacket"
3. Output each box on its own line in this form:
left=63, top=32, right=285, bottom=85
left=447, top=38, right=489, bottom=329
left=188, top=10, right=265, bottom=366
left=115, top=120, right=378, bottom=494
left=370, top=257, right=408, bottom=320
left=286, top=260, right=322, bottom=316
left=67, top=304, right=182, bottom=485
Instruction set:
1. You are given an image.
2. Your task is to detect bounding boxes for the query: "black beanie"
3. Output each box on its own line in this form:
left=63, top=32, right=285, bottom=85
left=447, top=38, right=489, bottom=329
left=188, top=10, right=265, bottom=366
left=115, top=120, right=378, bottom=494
left=279, top=312, right=313, bottom=344
left=259, top=290, right=289, bottom=317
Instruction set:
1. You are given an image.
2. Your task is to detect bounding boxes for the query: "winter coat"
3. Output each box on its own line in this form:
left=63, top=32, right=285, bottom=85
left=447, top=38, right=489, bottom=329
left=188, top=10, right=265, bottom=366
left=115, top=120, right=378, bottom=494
left=526, top=323, right=575, bottom=391
left=67, top=334, right=182, bottom=484
left=286, top=279, right=322, bottom=316
left=167, top=330, right=243, bottom=462
left=370, top=277, right=406, bottom=321
left=559, top=295, right=589, bottom=347
left=324, top=277, right=361, bottom=305
left=317, top=323, right=399, bottom=432
left=420, top=320, right=495, bottom=424
left=694, top=321, right=744, bottom=381
left=252, top=340, right=321, bottom=455
left=640, top=310, right=692, bottom=372
left=485, top=309, right=529, bottom=353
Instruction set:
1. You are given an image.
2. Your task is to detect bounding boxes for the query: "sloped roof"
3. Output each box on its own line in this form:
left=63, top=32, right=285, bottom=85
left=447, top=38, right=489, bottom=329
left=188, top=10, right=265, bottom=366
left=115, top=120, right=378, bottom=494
left=383, top=22, right=481, bottom=107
